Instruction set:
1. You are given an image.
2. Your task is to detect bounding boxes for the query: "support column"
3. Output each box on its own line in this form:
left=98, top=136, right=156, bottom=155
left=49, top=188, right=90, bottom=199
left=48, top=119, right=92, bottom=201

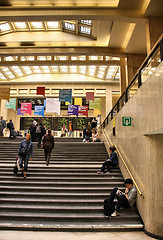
left=120, top=57, right=127, bottom=95
left=146, top=16, right=163, bottom=53
left=126, top=54, right=146, bottom=85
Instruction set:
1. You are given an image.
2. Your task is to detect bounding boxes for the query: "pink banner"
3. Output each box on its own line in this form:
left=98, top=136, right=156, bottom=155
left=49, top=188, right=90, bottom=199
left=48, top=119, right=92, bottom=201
left=21, top=102, right=32, bottom=116
left=86, top=92, right=94, bottom=101
left=78, top=105, right=88, bottom=117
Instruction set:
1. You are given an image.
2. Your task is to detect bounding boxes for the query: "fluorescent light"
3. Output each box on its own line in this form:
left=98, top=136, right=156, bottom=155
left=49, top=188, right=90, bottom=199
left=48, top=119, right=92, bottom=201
left=31, top=22, right=43, bottom=28
left=0, top=23, right=11, bottom=32
left=47, top=21, right=59, bottom=29
left=14, top=22, right=27, bottom=29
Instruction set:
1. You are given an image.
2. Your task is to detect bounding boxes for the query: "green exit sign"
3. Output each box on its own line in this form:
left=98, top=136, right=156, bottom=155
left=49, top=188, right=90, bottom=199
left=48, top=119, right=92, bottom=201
left=122, top=117, right=132, bottom=126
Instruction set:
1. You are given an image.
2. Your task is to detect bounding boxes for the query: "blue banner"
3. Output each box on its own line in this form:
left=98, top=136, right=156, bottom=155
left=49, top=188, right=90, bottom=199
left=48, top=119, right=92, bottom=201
left=34, top=105, right=44, bottom=117
left=68, top=105, right=78, bottom=117
left=59, top=89, right=72, bottom=103
left=17, top=108, right=23, bottom=116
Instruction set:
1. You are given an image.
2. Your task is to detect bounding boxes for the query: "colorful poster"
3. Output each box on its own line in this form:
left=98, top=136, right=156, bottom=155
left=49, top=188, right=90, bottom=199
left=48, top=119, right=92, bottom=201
left=86, top=92, right=94, bottom=101
left=5, top=98, right=16, bottom=111
left=59, top=89, right=72, bottom=103
left=65, top=101, right=71, bottom=105
left=94, top=109, right=101, bottom=116
left=44, top=99, right=46, bottom=108
left=78, top=106, right=88, bottom=117
left=46, top=98, right=60, bottom=115
left=0, top=88, right=10, bottom=102
left=17, top=108, right=23, bottom=116
left=37, top=87, right=45, bottom=96
left=74, top=98, right=82, bottom=106
left=21, top=102, right=32, bottom=115
left=89, top=98, right=101, bottom=111
left=34, top=105, right=44, bottom=117
left=68, top=105, right=78, bottom=117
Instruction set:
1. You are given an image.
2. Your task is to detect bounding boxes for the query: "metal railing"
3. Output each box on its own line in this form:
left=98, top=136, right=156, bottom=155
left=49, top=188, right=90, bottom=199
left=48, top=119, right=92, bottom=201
left=102, top=128, right=143, bottom=197
left=102, top=34, right=163, bottom=129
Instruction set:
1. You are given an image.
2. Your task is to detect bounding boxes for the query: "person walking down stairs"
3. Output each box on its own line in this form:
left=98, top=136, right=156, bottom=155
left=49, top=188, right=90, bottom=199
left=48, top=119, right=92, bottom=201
left=17, top=133, right=33, bottom=178
left=42, top=129, right=55, bottom=166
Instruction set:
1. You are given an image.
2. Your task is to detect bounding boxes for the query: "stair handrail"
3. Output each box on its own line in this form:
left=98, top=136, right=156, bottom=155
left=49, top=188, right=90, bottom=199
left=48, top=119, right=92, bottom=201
left=102, top=128, right=143, bottom=198
left=102, top=34, right=163, bottom=129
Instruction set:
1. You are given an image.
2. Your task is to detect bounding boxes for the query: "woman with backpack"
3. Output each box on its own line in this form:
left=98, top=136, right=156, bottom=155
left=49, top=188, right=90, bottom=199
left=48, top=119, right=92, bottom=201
left=17, top=133, right=33, bottom=178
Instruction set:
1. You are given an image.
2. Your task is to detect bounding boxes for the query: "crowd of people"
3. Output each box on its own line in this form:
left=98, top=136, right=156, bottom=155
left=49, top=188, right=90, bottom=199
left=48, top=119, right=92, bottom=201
left=82, top=118, right=100, bottom=142
left=1, top=116, right=137, bottom=219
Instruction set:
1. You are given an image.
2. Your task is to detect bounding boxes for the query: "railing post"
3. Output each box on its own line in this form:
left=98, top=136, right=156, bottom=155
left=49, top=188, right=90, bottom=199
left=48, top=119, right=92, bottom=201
left=111, top=110, right=113, bottom=120
left=117, top=101, right=119, bottom=113
left=138, top=71, right=142, bottom=88
left=159, top=37, right=163, bottom=62
left=125, top=89, right=128, bottom=103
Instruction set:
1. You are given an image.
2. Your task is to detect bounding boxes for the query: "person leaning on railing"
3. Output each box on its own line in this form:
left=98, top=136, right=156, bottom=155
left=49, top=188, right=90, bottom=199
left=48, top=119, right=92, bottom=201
left=97, top=145, right=118, bottom=174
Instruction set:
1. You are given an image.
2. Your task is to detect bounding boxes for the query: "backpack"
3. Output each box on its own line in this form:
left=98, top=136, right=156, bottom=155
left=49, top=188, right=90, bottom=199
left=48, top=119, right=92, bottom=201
left=7, top=122, right=11, bottom=129
left=103, top=197, right=114, bottom=216
left=36, top=125, right=41, bottom=133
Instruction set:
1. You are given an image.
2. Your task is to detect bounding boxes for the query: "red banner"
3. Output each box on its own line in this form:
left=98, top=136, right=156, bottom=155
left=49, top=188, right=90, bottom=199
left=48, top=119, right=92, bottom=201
left=37, top=87, right=45, bottom=96
left=78, top=106, right=88, bottom=117
left=86, top=92, right=94, bottom=101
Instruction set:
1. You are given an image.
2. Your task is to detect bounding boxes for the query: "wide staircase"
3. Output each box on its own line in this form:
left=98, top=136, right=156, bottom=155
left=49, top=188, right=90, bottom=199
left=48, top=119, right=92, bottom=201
left=0, top=137, right=143, bottom=231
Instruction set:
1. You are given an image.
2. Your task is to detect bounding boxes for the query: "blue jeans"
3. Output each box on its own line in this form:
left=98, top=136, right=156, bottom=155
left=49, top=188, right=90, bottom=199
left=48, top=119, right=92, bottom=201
left=110, top=187, right=130, bottom=212
left=19, top=154, right=29, bottom=172
left=69, top=131, right=73, bottom=137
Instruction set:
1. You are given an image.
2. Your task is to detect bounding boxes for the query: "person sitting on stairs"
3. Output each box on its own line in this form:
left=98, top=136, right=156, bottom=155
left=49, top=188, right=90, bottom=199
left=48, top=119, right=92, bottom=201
left=97, top=146, right=118, bottom=174
left=109, top=178, right=137, bottom=217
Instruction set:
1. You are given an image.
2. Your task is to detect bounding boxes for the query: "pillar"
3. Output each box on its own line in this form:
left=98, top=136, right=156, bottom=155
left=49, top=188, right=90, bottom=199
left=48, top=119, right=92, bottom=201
left=126, top=54, right=146, bottom=85
left=120, top=57, right=127, bottom=95
left=146, top=16, right=163, bottom=53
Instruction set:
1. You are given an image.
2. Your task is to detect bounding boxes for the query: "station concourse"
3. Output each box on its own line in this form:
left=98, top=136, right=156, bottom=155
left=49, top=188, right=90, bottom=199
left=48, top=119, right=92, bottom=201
left=0, top=0, right=163, bottom=239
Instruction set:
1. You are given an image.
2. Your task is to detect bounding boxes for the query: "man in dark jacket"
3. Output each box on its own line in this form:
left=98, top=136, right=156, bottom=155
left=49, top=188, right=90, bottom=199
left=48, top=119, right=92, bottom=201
left=42, top=129, right=54, bottom=166
left=7, top=119, right=15, bottom=139
left=17, top=133, right=33, bottom=178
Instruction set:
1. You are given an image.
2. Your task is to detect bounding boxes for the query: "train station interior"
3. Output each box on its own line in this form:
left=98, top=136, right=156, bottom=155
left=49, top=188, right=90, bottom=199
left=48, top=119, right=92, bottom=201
left=0, top=0, right=162, bottom=239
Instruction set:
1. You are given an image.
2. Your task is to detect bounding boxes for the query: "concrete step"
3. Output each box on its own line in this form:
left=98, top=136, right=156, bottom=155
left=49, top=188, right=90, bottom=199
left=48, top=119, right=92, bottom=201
left=0, top=140, right=143, bottom=231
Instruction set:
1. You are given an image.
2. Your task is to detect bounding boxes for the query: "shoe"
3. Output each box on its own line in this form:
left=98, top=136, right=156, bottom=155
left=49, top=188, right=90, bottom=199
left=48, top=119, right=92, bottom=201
left=24, top=172, right=27, bottom=178
left=111, top=211, right=119, bottom=217
left=105, top=171, right=111, bottom=174
left=46, top=162, right=49, bottom=166
left=97, top=171, right=104, bottom=174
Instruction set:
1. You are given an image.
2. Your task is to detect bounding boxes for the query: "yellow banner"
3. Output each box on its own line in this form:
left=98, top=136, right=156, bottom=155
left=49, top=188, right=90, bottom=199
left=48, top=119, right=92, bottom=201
left=94, top=109, right=101, bottom=116
left=74, top=98, right=82, bottom=106
left=0, top=88, right=10, bottom=102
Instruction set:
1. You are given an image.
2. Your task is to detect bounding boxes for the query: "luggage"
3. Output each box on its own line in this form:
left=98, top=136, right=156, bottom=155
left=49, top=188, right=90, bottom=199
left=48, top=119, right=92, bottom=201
left=103, top=197, right=114, bottom=216
left=13, top=157, right=20, bottom=174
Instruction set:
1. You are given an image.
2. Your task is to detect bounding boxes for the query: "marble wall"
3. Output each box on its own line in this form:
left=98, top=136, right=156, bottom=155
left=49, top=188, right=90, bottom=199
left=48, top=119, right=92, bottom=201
left=102, top=62, right=163, bottom=237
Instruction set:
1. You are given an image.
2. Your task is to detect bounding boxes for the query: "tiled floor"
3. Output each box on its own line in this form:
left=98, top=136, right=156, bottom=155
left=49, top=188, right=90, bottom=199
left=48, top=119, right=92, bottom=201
left=0, top=231, right=155, bottom=240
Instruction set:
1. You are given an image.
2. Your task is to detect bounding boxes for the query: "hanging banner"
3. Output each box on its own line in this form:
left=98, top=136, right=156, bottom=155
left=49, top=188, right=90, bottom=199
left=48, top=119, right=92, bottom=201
left=17, top=108, right=23, bottom=116
left=86, top=92, right=94, bottom=101
left=5, top=98, right=16, bottom=111
left=68, top=105, right=78, bottom=117
left=37, top=87, right=45, bottom=96
left=78, top=106, right=88, bottom=117
left=89, top=98, right=101, bottom=111
left=21, top=102, right=32, bottom=116
left=94, top=109, right=101, bottom=116
left=0, top=88, right=10, bottom=102
left=46, top=98, right=60, bottom=115
left=74, top=98, right=82, bottom=106
left=34, top=105, right=44, bottom=117
left=59, top=89, right=72, bottom=103
left=65, top=101, right=71, bottom=105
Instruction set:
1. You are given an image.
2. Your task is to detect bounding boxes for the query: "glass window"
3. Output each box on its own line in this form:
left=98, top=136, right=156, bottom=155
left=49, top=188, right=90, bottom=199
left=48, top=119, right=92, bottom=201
left=80, top=26, right=91, bottom=35
left=64, top=22, right=75, bottom=31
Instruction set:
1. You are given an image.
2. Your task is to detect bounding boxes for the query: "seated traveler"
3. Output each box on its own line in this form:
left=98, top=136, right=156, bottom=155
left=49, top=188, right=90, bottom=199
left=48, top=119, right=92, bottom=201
left=97, top=146, right=118, bottom=174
